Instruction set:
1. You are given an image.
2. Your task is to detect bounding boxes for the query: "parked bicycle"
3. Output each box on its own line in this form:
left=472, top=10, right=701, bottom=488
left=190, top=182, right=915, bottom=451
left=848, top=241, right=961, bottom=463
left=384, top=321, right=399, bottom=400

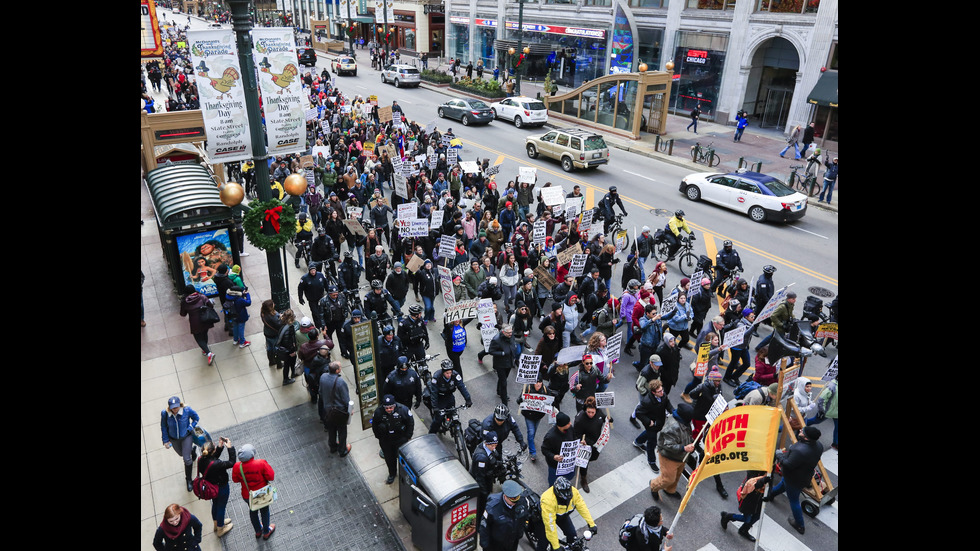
left=691, top=142, right=721, bottom=167
left=431, top=404, right=470, bottom=469
left=789, top=165, right=819, bottom=197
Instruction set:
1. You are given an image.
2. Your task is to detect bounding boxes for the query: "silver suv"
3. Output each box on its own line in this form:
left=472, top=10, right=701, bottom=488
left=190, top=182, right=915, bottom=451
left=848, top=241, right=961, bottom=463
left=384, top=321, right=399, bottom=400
left=525, top=128, right=609, bottom=172
left=381, top=64, right=421, bottom=88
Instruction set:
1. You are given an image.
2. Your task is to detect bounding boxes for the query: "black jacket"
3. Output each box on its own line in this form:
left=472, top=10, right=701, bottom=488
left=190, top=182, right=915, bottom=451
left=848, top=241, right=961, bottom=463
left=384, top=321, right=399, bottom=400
left=780, top=438, right=824, bottom=488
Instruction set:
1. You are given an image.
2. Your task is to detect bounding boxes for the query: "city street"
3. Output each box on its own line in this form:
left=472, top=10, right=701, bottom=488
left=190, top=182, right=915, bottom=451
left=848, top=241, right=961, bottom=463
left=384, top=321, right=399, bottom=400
left=142, top=13, right=837, bottom=551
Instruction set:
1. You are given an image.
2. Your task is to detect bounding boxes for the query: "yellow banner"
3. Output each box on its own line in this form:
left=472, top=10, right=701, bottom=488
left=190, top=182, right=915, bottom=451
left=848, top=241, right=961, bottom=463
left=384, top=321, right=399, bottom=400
left=678, top=406, right=780, bottom=514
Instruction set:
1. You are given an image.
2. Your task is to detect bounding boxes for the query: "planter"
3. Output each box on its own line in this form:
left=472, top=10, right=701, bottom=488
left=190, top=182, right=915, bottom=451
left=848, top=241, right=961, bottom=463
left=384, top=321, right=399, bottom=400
left=448, top=82, right=505, bottom=100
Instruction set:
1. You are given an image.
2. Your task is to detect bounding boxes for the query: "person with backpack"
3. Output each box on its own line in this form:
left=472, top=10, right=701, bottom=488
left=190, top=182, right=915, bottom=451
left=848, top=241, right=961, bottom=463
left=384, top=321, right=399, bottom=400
left=619, top=505, right=672, bottom=551
left=721, top=471, right=769, bottom=542
left=195, top=437, right=236, bottom=537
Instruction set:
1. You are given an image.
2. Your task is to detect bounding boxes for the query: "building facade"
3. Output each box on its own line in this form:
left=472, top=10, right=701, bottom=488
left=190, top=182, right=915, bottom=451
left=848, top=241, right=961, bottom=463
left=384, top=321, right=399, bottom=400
left=446, top=0, right=838, bottom=145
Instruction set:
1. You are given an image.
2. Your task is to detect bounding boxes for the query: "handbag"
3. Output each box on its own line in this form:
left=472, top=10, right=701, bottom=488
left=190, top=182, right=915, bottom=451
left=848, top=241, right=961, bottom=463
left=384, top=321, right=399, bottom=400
left=324, top=376, right=349, bottom=425
left=199, top=302, right=220, bottom=326
left=239, top=463, right=277, bottom=511
left=192, top=460, right=219, bottom=501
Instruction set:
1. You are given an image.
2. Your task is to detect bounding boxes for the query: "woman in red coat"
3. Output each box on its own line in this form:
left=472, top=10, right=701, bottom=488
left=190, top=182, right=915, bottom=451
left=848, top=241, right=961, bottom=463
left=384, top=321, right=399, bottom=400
left=232, top=444, right=277, bottom=540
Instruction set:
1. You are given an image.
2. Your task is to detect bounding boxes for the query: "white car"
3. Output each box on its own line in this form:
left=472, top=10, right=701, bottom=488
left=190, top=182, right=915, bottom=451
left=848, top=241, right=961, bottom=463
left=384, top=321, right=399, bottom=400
left=381, top=64, right=420, bottom=88
left=678, top=169, right=808, bottom=223
left=332, top=56, right=357, bottom=76
left=490, top=96, right=548, bottom=128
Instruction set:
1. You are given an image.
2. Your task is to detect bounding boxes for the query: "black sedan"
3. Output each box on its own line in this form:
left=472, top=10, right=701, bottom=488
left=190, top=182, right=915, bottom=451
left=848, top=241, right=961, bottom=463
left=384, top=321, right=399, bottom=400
left=437, top=98, right=494, bottom=126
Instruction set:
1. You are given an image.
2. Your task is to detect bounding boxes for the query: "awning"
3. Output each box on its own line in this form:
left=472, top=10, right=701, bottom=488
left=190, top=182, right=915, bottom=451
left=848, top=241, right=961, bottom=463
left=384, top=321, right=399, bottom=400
left=807, top=71, right=838, bottom=107
left=145, top=164, right=232, bottom=231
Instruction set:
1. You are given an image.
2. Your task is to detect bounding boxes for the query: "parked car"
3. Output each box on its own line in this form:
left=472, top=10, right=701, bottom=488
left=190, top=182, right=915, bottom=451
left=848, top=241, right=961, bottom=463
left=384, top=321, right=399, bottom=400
left=525, top=128, right=609, bottom=172
left=381, top=64, right=420, bottom=88
left=678, top=169, right=808, bottom=223
left=490, top=96, right=548, bottom=128
left=332, top=56, right=357, bottom=76
left=437, top=98, right=494, bottom=126
left=298, top=48, right=317, bottom=68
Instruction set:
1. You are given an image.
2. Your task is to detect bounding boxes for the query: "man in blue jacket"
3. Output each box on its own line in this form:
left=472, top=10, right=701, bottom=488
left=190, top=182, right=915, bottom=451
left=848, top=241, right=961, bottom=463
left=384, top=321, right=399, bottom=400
left=161, top=396, right=200, bottom=491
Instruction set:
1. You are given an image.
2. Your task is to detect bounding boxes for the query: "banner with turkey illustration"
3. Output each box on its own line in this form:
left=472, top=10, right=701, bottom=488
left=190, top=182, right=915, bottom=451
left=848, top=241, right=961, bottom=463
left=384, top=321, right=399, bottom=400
left=252, top=28, right=307, bottom=156
left=186, top=30, right=253, bottom=163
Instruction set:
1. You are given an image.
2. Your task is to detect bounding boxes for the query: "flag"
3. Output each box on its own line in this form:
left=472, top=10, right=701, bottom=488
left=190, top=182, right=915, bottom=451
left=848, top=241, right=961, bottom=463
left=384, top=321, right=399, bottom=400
left=678, top=406, right=780, bottom=514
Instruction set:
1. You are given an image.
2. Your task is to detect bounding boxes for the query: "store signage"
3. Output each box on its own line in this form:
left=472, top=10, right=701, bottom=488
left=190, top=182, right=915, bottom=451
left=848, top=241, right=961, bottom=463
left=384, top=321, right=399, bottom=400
left=424, top=3, right=445, bottom=14
left=686, top=49, right=708, bottom=64
left=448, top=16, right=604, bottom=38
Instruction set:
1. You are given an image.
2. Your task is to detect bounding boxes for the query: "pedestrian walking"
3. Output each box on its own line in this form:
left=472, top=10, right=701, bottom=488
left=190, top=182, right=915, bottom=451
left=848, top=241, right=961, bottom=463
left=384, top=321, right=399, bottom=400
left=780, top=125, right=802, bottom=159
left=733, top=112, right=748, bottom=141
left=179, top=285, right=216, bottom=365
left=227, top=286, right=251, bottom=348
left=372, top=394, right=415, bottom=484
left=160, top=396, right=201, bottom=492
left=818, top=156, right=838, bottom=204
left=686, top=104, right=701, bottom=133
left=232, top=444, right=277, bottom=540
left=801, top=121, right=816, bottom=153
left=319, top=361, right=352, bottom=456
left=649, top=403, right=695, bottom=502
left=153, top=504, right=202, bottom=551
left=721, top=471, right=769, bottom=542
left=196, top=437, right=236, bottom=537
left=479, top=480, right=532, bottom=551
left=765, top=426, right=824, bottom=534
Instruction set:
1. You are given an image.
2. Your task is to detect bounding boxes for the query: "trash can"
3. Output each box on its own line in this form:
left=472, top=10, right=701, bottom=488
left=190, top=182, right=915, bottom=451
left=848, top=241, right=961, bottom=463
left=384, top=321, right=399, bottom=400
left=398, top=434, right=480, bottom=551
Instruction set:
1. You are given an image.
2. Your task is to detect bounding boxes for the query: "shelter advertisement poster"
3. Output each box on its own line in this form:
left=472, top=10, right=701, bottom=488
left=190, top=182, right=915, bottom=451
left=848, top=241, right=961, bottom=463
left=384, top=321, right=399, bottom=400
left=252, top=28, right=307, bottom=155
left=352, top=321, right=380, bottom=430
left=187, top=30, right=253, bottom=162
left=176, top=228, right=235, bottom=296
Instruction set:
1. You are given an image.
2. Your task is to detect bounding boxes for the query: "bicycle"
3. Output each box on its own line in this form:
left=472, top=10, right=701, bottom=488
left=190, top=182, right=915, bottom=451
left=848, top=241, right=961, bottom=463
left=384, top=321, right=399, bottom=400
left=653, top=233, right=700, bottom=276
left=294, top=239, right=313, bottom=268
left=789, top=165, right=819, bottom=197
left=595, top=212, right=630, bottom=252
left=691, top=142, right=721, bottom=167
left=713, top=266, right=743, bottom=299
left=407, top=353, right=439, bottom=384
left=431, top=404, right=470, bottom=469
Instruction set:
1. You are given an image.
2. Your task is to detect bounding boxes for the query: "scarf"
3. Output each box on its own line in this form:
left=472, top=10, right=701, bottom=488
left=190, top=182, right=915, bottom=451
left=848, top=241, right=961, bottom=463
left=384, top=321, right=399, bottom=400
left=159, top=509, right=191, bottom=539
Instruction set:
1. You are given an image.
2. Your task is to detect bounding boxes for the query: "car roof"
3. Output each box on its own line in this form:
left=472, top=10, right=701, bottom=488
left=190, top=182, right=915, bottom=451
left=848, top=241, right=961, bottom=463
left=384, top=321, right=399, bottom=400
left=555, top=127, right=603, bottom=138
left=728, top=171, right=776, bottom=184
left=389, top=64, right=415, bottom=69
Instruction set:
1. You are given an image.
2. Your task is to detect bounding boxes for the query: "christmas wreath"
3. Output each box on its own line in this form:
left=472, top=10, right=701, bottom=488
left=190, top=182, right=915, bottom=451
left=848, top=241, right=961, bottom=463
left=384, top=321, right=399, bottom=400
left=242, top=199, right=297, bottom=251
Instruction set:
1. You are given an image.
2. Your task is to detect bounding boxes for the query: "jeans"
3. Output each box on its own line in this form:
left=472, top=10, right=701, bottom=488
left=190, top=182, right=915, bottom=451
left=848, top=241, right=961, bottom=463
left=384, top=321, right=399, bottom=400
left=724, top=348, right=751, bottom=381
left=525, top=416, right=541, bottom=456
left=770, top=479, right=805, bottom=527
left=192, top=331, right=210, bottom=354
left=730, top=511, right=757, bottom=528
left=246, top=502, right=272, bottom=535
left=422, top=295, right=435, bottom=321
left=635, top=426, right=660, bottom=466
left=637, top=256, right=647, bottom=281
left=780, top=142, right=801, bottom=159
left=233, top=320, right=246, bottom=344
left=819, top=178, right=836, bottom=203
left=212, top=484, right=230, bottom=526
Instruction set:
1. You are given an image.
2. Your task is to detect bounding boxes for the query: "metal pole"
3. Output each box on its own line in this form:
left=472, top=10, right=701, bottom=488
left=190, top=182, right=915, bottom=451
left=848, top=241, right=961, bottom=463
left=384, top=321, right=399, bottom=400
left=347, top=1, right=354, bottom=54
left=515, top=0, right=524, bottom=96
left=228, top=0, right=290, bottom=311
left=383, top=3, right=389, bottom=61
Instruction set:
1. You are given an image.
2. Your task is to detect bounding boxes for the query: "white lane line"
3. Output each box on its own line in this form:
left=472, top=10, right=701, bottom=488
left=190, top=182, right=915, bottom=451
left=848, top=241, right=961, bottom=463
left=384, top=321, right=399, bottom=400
left=820, top=448, right=838, bottom=476
left=623, top=170, right=660, bottom=183
left=696, top=545, right=723, bottom=551
left=786, top=225, right=828, bottom=239
left=754, top=513, right=818, bottom=550
left=572, top=455, right=652, bottom=528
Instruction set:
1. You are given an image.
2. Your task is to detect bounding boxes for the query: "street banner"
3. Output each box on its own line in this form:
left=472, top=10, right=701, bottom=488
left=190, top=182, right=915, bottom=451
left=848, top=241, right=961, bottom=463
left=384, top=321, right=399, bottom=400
left=555, top=345, right=587, bottom=366
left=459, top=161, right=481, bottom=173
left=678, top=406, right=780, bottom=514
left=693, top=342, right=711, bottom=378
left=605, top=331, right=623, bottom=364
left=822, top=356, right=838, bottom=382
left=568, top=254, right=587, bottom=278
left=351, top=320, right=380, bottom=430
left=593, top=417, right=611, bottom=452
left=533, top=265, right=556, bottom=290
left=557, top=243, right=582, bottom=266
left=439, top=236, right=456, bottom=259
left=444, top=299, right=480, bottom=323
left=532, top=220, right=546, bottom=246
left=721, top=324, right=747, bottom=350
left=438, top=266, right=455, bottom=307
left=815, top=323, right=838, bottom=340
left=755, top=285, right=791, bottom=324
left=186, top=30, right=252, bottom=162
left=519, top=167, right=537, bottom=184
left=519, top=392, right=554, bottom=415
left=516, top=354, right=542, bottom=383
left=375, top=0, right=395, bottom=23
left=540, top=185, right=565, bottom=206
left=557, top=441, right=578, bottom=475
left=478, top=298, right=497, bottom=353
left=575, top=443, right=592, bottom=468
left=595, top=391, right=615, bottom=408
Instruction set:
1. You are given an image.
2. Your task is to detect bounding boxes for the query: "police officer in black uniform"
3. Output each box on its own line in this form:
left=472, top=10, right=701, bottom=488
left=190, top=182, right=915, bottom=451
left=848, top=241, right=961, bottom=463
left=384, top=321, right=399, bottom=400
left=298, top=262, right=329, bottom=327
left=479, top=480, right=532, bottom=551
left=471, top=431, right=502, bottom=521
left=598, top=185, right=628, bottom=234
left=339, top=309, right=364, bottom=359
left=319, top=285, right=348, bottom=344
left=372, top=394, right=415, bottom=485
left=365, top=279, right=402, bottom=322
left=711, top=239, right=744, bottom=295
left=311, top=228, right=338, bottom=278
left=428, top=359, right=472, bottom=433
left=337, top=251, right=363, bottom=291
left=399, top=304, right=429, bottom=361
left=481, top=404, right=527, bottom=456
left=376, top=325, right=403, bottom=383
left=383, top=355, right=423, bottom=410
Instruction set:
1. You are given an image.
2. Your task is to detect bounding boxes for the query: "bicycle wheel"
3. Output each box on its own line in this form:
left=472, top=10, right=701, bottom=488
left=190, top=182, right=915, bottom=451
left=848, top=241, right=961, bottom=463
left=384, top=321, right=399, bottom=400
left=654, top=240, right=670, bottom=261
left=453, top=427, right=470, bottom=470
left=678, top=251, right=698, bottom=278
left=708, top=151, right=721, bottom=168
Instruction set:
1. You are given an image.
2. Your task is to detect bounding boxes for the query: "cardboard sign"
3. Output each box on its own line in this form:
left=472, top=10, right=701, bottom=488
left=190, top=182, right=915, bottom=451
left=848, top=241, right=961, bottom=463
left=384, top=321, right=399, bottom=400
left=378, top=105, right=393, bottom=123
left=533, top=265, right=557, bottom=290
left=405, top=254, right=424, bottom=273
left=595, top=391, right=615, bottom=408
left=516, top=354, right=542, bottom=384
left=300, top=154, right=315, bottom=168
left=557, top=242, right=582, bottom=266
left=519, top=166, right=537, bottom=184
left=444, top=299, right=480, bottom=323
left=540, top=185, right=565, bottom=206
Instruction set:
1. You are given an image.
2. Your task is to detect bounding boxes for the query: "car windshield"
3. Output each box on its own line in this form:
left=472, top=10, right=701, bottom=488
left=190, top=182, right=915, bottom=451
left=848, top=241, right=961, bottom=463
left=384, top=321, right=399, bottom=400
left=584, top=136, right=606, bottom=151
left=759, top=178, right=796, bottom=197
left=341, top=57, right=353, bottom=63
left=470, top=101, right=489, bottom=109
left=525, top=101, right=547, bottom=111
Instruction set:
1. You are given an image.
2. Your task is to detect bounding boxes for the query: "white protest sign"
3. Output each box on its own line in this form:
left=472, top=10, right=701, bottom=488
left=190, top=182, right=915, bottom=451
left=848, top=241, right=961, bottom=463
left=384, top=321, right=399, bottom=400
left=444, top=299, right=480, bottom=323
left=721, top=324, right=747, bottom=350
left=407, top=218, right=430, bottom=237
left=555, top=345, right=587, bottom=365
left=822, top=356, right=838, bottom=382
left=594, top=418, right=611, bottom=452
left=458, top=161, right=481, bottom=174
left=575, top=443, right=592, bottom=468
left=519, top=166, right=537, bottom=184
left=540, top=185, right=565, bottom=206
left=705, top=394, right=730, bottom=426
left=438, top=266, right=455, bottom=307
left=532, top=220, right=546, bottom=246
left=428, top=153, right=438, bottom=167
left=346, top=206, right=363, bottom=219
left=394, top=173, right=409, bottom=199
left=568, top=254, right=588, bottom=278
left=518, top=393, right=554, bottom=415
left=660, top=293, right=678, bottom=318
left=578, top=209, right=593, bottom=237
left=305, top=107, right=319, bottom=121
left=688, top=270, right=705, bottom=298
left=447, top=148, right=458, bottom=165
left=595, top=391, right=615, bottom=408
left=478, top=298, right=497, bottom=353
left=557, top=441, right=578, bottom=475
left=564, top=197, right=581, bottom=221
left=430, top=209, right=445, bottom=230
left=755, top=285, right=791, bottom=325
left=605, top=331, right=623, bottom=364
left=439, top=236, right=457, bottom=259
left=516, top=354, right=542, bottom=384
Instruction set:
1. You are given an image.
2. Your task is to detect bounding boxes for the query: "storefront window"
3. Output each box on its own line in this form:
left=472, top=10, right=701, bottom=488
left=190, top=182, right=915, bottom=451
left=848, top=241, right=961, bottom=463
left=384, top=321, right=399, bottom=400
left=687, top=0, right=736, bottom=9
left=614, top=80, right=638, bottom=131
left=629, top=0, right=669, bottom=6
left=583, top=0, right=612, bottom=5
left=544, top=0, right=575, bottom=4
left=756, top=0, right=819, bottom=13
left=669, top=31, right=728, bottom=121
left=595, top=81, right=618, bottom=126
left=451, top=22, right=469, bottom=61
left=476, top=27, right=497, bottom=67
left=405, top=28, right=416, bottom=50
left=637, top=28, right=663, bottom=70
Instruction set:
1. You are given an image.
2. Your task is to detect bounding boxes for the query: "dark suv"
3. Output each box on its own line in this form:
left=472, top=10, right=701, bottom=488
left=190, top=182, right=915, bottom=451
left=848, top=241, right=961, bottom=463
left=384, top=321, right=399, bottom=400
left=298, top=48, right=317, bottom=67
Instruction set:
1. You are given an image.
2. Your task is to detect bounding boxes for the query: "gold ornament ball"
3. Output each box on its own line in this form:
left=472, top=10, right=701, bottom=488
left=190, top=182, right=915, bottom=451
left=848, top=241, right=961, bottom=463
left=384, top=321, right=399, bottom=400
left=665, top=60, right=674, bottom=71
left=283, top=173, right=308, bottom=196
left=523, top=46, right=530, bottom=55
left=219, top=181, right=245, bottom=207
left=508, top=47, right=516, bottom=56
left=638, top=63, right=648, bottom=72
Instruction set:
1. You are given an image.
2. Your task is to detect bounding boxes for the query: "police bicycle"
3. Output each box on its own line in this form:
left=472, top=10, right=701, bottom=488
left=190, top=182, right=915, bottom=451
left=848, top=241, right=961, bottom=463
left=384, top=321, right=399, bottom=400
left=594, top=212, right=630, bottom=252
left=430, top=404, right=470, bottom=470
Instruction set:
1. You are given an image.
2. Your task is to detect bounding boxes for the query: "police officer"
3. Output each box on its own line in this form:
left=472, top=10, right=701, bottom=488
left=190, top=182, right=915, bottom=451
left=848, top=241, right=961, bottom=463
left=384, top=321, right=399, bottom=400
left=711, top=240, right=744, bottom=295
left=372, top=394, right=415, bottom=485
left=663, top=210, right=694, bottom=261
left=337, top=251, right=363, bottom=291
left=311, top=228, right=338, bottom=278
left=428, top=359, right=472, bottom=433
left=376, top=325, right=403, bottom=383
left=471, top=431, right=502, bottom=520
left=339, top=309, right=365, bottom=359
left=481, top=404, right=527, bottom=455
left=753, top=265, right=777, bottom=334
left=383, top=355, right=423, bottom=410
left=298, top=262, right=329, bottom=327
left=598, top=185, right=627, bottom=234
left=478, top=479, right=531, bottom=551
left=365, top=279, right=402, bottom=322
left=442, top=318, right=467, bottom=374
left=399, top=304, right=429, bottom=361
left=319, top=285, right=348, bottom=345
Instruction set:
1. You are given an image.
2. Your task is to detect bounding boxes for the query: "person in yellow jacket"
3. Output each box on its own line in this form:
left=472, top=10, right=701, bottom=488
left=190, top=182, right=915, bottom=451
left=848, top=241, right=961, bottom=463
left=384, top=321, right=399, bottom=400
left=663, top=209, right=694, bottom=261
left=271, top=180, right=285, bottom=201
left=537, top=476, right=597, bottom=551
left=294, top=213, right=315, bottom=267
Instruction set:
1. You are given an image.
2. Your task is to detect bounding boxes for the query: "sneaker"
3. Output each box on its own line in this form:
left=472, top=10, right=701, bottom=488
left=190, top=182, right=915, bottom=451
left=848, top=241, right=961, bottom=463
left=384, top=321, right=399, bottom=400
left=385, top=475, right=396, bottom=484
left=649, top=462, right=660, bottom=473
left=240, top=251, right=250, bottom=257
left=263, top=524, right=276, bottom=540
left=283, top=378, right=296, bottom=385
left=632, top=440, right=647, bottom=452
left=239, top=340, right=251, bottom=348
left=529, top=454, right=536, bottom=463
left=207, top=352, right=215, bottom=365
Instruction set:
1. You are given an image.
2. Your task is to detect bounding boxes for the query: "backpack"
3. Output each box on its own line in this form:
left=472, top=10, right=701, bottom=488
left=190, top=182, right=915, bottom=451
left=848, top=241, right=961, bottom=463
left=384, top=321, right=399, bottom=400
left=192, top=461, right=219, bottom=501
left=464, top=418, right=483, bottom=453
left=734, top=380, right=762, bottom=400
left=590, top=308, right=603, bottom=327
left=618, top=513, right=644, bottom=548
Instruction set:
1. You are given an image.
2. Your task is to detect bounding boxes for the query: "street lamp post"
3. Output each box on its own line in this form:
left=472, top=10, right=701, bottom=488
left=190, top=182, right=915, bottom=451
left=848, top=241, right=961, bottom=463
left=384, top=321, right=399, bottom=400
left=228, top=0, right=290, bottom=311
left=515, top=0, right=524, bottom=96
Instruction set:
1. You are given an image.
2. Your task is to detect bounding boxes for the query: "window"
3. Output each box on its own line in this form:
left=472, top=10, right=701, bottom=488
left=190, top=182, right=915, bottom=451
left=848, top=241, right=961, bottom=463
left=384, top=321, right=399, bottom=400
left=828, top=42, right=837, bottom=70
left=756, top=0, right=820, bottom=13
left=556, top=133, right=570, bottom=147
left=541, top=132, right=557, bottom=142
left=735, top=180, right=759, bottom=193
left=629, top=0, right=668, bottom=6
left=570, top=137, right=582, bottom=150
left=710, top=176, right=738, bottom=187
left=688, top=0, right=736, bottom=9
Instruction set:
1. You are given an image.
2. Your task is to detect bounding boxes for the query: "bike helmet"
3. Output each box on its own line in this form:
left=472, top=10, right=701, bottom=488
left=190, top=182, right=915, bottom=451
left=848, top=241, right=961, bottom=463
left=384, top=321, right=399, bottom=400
left=763, top=265, right=776, bottom=274
left=440, top=359, right=455, bottom=372
left=382, top=325, right=394, bottom=335
left=317, top=227, right=327, bottom=235
left=298, top=212, right=308, bottom=221
left=627, top=279, right=641, bottom=291
left=397, top=355, right=409, bottom=369
left=723, top=240, right=733, bottom=249
left=674, top=209, right=685, bottom=218
left=488, top=276, right=498, bottom=286
left=409, top=304, right=424, bottom=315
left=371, top=279, right=383, bottom=289
left=494, top=404, right=510, bottom=421
left=327, top=285, right=339, bottom=294
left=553, top=476, right=573, bottom=503
left=344, top=251, right=353, bottom=258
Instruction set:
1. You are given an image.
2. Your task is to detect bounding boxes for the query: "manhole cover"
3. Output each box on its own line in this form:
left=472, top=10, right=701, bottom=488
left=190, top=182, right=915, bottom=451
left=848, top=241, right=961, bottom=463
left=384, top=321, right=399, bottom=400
left=649, top=208, right=672, bottom=217
left=807, top=286, right=835, bottom=298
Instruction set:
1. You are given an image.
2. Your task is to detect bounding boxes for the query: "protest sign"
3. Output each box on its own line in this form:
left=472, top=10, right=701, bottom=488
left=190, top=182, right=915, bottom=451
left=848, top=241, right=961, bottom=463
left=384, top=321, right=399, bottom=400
left=532, top=220, right=546, bottom=246
left=605, top=332, right=623, bottom=364
left=394, top=173, right=408, bottom=199
left=342, top=219, right=367, bottom=236
left=555, top=345, right=587, bottom=365
left=557, top=441, right=578, bottom=475
left=557, top=242, right=582, bottom=266
left=405, top=254, right=424, bottom=273
left=478, top=298, right=497, bottom=353
left=533, top=265, right=557, bottom=290
left=822, top=356, right=839, bottom=382
left=815, top=323, right=838, bottom=340
left=444, top=299, right=480, bottom=323
left=346, top=206, right=363, bottom=219
left=594, top=418, right=611, bottom=452
left=430, top=209, right=445, bottom=230
left=378, top=105, right=393, bottom=122
left=519, top=393, right=554, bottom=415
left=438, top=266, right=455, bottom=307
left=458, top=161, right=481, bottom=173
left=595, top=392, right=615, bottom=408
left=540, top=186, right=565, bottom=206
left=575, top=444, right=592, bottom=468
left=406, top=219, right=429, bottom=237
left=516, top=354, right=542, bottom=384
left=519, top=167, right=537, bottom=184
left=439, top=236, right=457, bottom=259
left=568, top=254, right=587, bottom=278
left=721, top=324, right=747, bottom=350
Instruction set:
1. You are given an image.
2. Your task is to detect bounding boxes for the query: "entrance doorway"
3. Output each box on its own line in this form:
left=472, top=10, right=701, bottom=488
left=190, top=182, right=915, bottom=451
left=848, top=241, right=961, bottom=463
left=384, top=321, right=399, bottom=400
left=742, top=37, right=799, bottom=128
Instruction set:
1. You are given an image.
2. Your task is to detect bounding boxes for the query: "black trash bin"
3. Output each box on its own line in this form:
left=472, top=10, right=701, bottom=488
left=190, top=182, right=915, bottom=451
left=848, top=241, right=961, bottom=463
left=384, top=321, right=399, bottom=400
left=398, top=434, right=480, bottom=551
